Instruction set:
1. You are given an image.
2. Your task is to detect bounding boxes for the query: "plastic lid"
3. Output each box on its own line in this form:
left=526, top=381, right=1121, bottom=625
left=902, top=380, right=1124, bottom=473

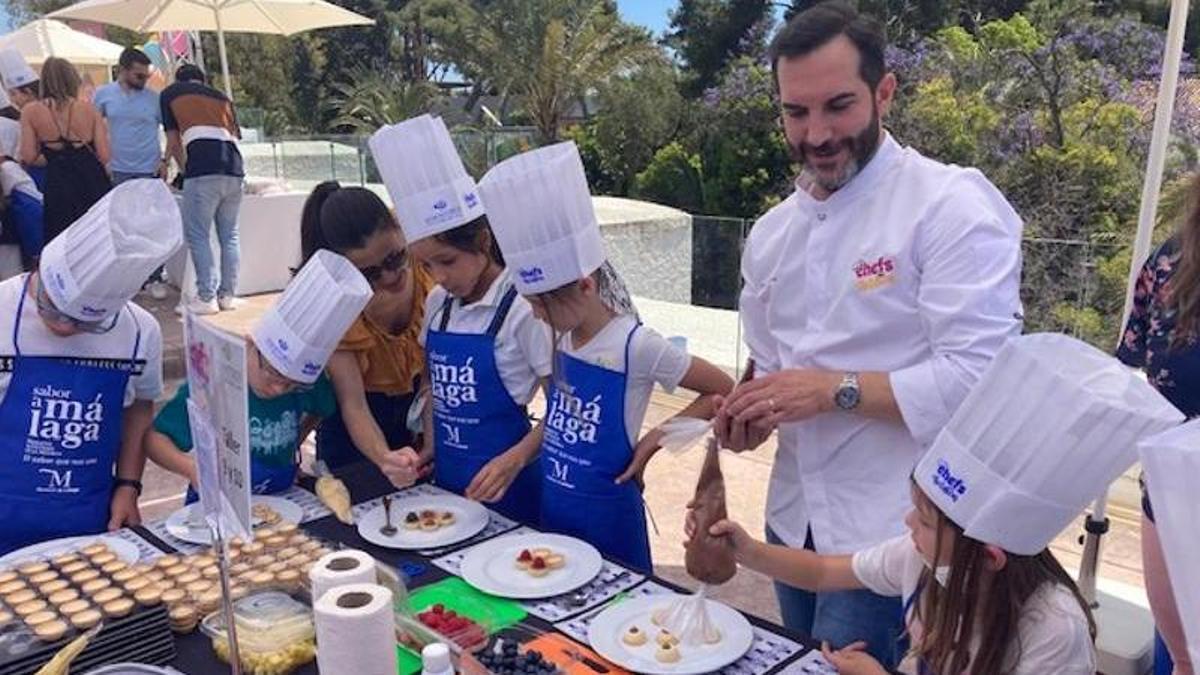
left=200, top=591, right=314, bottom=654
left=421, top=642, right=454, bottom=675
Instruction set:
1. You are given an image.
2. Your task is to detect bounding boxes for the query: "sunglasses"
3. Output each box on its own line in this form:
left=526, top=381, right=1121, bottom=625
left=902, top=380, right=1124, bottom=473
left=35, top=278, right=118, bottom=334
left=257, top=350, right=313, bottom=393
left=357, top=249, right=410, bottom=285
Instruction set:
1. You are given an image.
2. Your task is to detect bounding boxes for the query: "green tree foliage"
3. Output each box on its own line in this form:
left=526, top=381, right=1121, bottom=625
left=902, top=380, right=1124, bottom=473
left=664, top=0, right=774, bottom=96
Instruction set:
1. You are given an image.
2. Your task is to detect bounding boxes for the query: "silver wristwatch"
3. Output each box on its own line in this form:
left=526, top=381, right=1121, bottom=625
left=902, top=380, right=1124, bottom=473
left=834, top=372, right=861, bottom=411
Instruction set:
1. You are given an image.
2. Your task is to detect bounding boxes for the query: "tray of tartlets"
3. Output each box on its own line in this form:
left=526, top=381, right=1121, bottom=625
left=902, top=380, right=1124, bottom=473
left=459, top=534, right=603, bottom=600
left=0, top=541, right=175, bottom=675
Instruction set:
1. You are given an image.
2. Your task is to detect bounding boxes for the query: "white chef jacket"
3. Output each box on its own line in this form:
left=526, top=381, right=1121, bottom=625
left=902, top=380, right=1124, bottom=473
left=740, top=133, right=1023, bottom=554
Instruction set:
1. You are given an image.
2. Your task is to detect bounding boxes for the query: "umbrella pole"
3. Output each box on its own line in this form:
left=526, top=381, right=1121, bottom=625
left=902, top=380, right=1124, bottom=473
left=213, top=8, right=233, bottom=99
left=1079, top=0, right=1190, bottom=606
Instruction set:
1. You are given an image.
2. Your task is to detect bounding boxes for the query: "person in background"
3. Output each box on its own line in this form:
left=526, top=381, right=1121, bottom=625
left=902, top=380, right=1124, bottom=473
left=694, top=334, right=1181, bottom=675
left=94, top=48, right=169, bottom=300
left=146, top=249, right=370, bottom=498
left=19, top=56, right=111, bottom=246
left=161, top=63, right=244, bottom=315
left=300, top=181, right=435, bottom=489
left=715, top=4, right=1023, bottom=665
left=0, top=49, right=44, bottom=193
left=480, top=141, right=734, bottom=571
left=0, top=179, right=181, bottom=555
left=1116, top=174, right=1200, bottom=675
left=369, top=114, right=551, bottom=523
left=0, top=117, right=43, bottom=268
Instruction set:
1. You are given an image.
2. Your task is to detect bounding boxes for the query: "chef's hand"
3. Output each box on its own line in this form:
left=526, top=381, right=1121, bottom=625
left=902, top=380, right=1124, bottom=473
left=616, top=427, right=664, bottom=487
left=108, top=486, right=142, bottom=530
left=466, top=448, right=525, bottom=503
left=697, top=518, right=755, bottom=563
left=821, top=641, right=887, bottom=675
left=378, top=447, right=428, bottom=488
left=722, top=370, right=838, bottom=427
left=713, top=395, right=774, bottom=452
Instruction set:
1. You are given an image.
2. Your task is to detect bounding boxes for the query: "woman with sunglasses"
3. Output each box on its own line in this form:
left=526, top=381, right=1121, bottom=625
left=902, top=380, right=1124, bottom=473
left=0, top=180, right=180, bottom=555
left=145, top=250, right=372, bottom=499
left=368, top=115, right=552, bottom=523
left=300, top=181, right=435, bottom=487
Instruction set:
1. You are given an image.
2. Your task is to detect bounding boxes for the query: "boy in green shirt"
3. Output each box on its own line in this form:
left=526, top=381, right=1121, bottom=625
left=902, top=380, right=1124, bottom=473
left=145, top=250, right=373, bottom=496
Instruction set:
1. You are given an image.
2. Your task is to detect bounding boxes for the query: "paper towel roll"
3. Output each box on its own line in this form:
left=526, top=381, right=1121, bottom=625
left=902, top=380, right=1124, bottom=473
left=315, top=583, right=398, bottom=675
left=309, top=549, right=377, bottom=602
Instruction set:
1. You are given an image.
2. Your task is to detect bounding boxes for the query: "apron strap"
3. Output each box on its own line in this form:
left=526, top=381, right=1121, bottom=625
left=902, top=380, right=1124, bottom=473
left=126, top=305, right=142, bottom=363
left=12, top=273, right=30, bottom=356
left=622, top=321, right=641, bottom=373
left=484, top=285, right=520, bottom=338
left=437, top=293, right=455, bottom=332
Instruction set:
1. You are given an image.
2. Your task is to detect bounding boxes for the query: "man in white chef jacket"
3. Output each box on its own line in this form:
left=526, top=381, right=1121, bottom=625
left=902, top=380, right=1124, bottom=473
left=715, top=3, right=1024, bottom=667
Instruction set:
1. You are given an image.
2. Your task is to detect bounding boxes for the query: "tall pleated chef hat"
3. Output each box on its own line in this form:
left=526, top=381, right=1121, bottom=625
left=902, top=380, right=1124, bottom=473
left=477, top=141, right=605, bottom=296
left=368, top=113, right=484, bottom=243
left=1139, top=418, right=1200, bottom=669
left=39, top=179, right=183, bottom=323
left=0, top=49, right=37, bottom=90
left=913, top=332, right=1183, bottom=555
left=252, top=249, right=372, bottom=384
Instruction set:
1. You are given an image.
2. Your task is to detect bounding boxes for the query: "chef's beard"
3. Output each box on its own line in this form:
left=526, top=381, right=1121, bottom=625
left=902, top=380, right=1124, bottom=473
left=790, top=106, right=882, bottom=193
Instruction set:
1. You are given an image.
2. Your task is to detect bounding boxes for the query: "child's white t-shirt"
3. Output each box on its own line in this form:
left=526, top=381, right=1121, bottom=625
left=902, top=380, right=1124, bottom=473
left=557, top=314, right=691, bottom=445
left=852, top=534, right=1096, bottom=675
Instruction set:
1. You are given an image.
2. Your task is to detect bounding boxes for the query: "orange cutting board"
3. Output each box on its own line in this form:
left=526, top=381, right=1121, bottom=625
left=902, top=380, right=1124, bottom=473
left=522, top=632, right=630, bottom=675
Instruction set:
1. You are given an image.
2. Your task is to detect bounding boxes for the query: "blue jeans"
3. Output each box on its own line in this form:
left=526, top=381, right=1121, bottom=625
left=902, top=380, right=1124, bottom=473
left=182, top=174, right=243, bottom=302
left=767, top=527, right=904, bottom=669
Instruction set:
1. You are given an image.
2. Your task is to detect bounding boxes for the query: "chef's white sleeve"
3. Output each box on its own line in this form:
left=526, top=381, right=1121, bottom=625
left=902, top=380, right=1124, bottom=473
left=889, top=171, right=1024, bottom=446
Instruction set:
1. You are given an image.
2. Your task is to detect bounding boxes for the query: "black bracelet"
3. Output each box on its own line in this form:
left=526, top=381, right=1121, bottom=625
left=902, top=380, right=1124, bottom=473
left=114, top=477, right=143, bottom=495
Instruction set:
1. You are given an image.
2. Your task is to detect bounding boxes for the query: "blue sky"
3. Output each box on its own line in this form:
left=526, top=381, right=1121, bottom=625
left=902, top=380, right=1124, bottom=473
left=615, top=0, right=677, bottom=38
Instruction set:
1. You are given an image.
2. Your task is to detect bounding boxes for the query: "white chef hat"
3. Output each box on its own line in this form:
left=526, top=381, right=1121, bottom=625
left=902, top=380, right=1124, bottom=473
left=0, top=86, right=12, bottom=110
left=0, top=49, right=37, bottom=90
left=477, top=141, right=605, bottom=296
left=252, top=249, right=372, bottom=384
left=39, top=179, right=183, bottom=323
left=1139, top=418, right=1200, bottom=669
left=0, top=117, right=19, bottom=159
left=368, top=114, right=484, bottom=243
left=913, top=333, right=1183, bottom=555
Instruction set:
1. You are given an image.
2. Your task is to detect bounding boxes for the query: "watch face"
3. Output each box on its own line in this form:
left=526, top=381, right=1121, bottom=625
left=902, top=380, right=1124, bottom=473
left=835, top=386, right=860, bottom=410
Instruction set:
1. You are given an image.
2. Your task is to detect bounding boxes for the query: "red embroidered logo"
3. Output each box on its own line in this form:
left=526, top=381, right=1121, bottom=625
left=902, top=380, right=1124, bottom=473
left=853, top=255, right=897, bottom=291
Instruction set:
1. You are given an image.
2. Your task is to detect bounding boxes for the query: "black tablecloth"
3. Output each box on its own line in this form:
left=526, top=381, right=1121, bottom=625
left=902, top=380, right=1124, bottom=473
left=136, top=461, right=821, bottom=674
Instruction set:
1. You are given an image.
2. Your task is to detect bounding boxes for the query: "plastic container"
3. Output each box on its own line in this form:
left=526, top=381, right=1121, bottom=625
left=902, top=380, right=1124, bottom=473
left=200, top=591, right=316, bottom=675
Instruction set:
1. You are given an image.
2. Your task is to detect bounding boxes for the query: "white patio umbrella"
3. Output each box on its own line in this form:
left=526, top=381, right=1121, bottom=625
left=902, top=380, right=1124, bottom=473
left=48, top=0, right=373, bottom=98
left=0, top=18, right=123, bottom=69
left=1077, top=0, right=1189, bottom=608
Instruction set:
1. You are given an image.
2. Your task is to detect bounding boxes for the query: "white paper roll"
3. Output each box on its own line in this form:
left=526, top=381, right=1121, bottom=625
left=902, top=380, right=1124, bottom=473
left=309, top=549, right=377, bottom=603
left=314, top=583, right=398, bottom=675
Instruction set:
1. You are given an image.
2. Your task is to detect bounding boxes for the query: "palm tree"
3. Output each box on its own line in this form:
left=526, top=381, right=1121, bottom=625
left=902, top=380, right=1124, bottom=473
left=329, top=69, right=439, bottom=133
left=420, top=0, right=657, bottom=143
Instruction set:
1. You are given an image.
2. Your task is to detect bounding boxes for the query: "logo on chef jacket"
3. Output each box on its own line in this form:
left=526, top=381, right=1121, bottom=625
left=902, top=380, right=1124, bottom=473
left=853, top=255, right=897, bottom=292
left=932, top=459, right=967, bottom=502
left=27, top=385, right=106, bottom=458
left=546, top=388, right=601, bottom=445
left=519, top=267, right=545, bottom=285
left=429, top=350, right=478, bottom=410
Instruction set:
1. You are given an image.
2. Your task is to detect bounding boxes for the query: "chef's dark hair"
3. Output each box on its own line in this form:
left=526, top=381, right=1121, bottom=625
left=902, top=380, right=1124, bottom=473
left=768, top=1, right=887, bottom=91
left=175, top=63, right=206, bottom=84
left=433, top=216, right=505, bottom=267
left=300, top=180, right=398, bottom=267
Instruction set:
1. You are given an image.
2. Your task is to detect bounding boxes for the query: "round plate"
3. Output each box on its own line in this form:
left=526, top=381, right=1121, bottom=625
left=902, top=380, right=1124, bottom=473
left=164, top=495, right=304, bottom=545
left=356, top=494, right=488, bottom=550
left=0, top=534, right=140, bottom=568
left=460, top=533, right=603, bottom=599
left=587, top=594, right=754, bottom=675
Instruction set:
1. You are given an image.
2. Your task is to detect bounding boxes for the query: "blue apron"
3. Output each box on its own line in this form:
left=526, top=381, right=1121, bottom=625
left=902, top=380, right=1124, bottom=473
left=0, top=274, right=138, bottom=555
left=539, top=323, right=651, bottom=571
left=427, top=286, right=541, bottom=525
left=185, top=438, right=298, bottom=503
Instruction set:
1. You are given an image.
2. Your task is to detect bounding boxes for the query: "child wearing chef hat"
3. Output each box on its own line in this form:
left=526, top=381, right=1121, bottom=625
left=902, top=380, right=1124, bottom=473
left=692, top=333, right=1184, bottom=675
left=0, top=179, right=182, bottom=555
left=368, top=114, right=552, bottom=524
left=478, top=140, right=734, bottom=571
left=145, top=249, right=372, bottom=497
left=0, top=49, right=38, bottom=110
left=0, top=109, right=44, bottom=266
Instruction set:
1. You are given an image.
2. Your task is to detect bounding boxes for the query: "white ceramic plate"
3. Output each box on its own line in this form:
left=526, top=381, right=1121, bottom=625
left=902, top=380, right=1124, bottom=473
left=164, top=495, right=304, bottom=545
left=587, top=594, right=754, bottom=675
left=459, top=533, right=603, bottom=599
left=355, top=494, right=488, bottom=550
left=0, top=533, right=140, bottom=568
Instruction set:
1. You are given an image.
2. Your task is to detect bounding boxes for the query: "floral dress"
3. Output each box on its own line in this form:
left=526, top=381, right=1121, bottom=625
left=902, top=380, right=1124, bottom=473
left=1116, top=237, right=1199, bottom=520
